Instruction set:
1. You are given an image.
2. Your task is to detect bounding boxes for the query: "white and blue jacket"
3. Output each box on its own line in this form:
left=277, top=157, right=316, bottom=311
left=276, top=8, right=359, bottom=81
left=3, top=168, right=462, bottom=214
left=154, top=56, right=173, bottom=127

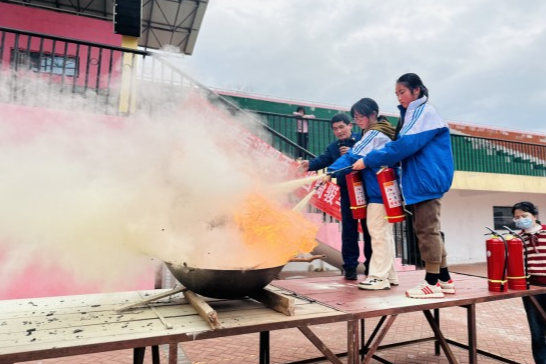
left=363, top=96, right=454, bottom=205
left=328, top=122, right=393, bottom=204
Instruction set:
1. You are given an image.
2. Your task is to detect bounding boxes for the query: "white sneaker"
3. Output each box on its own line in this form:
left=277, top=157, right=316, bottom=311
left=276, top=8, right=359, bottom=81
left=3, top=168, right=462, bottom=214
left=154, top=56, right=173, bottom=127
left=388, top=277, right=399, bottom=286
left=439, top=279, right=455, bottom=294
left=406, top=281, right=444, bottom=299
left=358, top=277, right=390, bottom=290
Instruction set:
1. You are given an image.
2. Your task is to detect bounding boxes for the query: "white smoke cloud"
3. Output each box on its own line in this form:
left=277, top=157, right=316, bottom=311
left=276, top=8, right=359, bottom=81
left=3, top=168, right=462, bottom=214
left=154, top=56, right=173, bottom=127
left=0, top=64, right=307, bottom=296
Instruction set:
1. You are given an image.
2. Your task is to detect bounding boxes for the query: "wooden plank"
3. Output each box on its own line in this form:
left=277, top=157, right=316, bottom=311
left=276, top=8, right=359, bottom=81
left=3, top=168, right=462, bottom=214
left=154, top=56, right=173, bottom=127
left=116, top=287, right=186, bottom=312
left=0, top=307, right=348, bottom=361
left=184, top=290, right=222, bottom=330
left=248, top=288, right=295, bottom=316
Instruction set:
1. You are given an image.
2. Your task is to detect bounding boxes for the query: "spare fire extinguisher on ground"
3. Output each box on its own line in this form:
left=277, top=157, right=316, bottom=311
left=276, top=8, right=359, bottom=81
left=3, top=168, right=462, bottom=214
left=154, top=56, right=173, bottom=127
left=376, top=167, right=405, bottom=223
left=485, top=227, right=508, bottom=292
left=345, top=171, right=367, bottom=219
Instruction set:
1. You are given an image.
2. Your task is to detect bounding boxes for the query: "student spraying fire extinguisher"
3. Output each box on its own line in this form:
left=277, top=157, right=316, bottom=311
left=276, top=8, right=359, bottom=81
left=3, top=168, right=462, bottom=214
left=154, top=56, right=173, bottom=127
left=352, top=73, right=455, bottom=299
left=511, top=201, right=546, bottom=364
left=327, top=97, right=398, bottom=291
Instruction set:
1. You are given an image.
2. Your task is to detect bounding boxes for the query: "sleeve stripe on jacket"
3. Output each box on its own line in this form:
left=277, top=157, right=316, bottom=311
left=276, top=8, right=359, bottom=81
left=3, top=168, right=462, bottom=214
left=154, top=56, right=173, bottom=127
left=400, top=104, right=425, bottom=136
left=352, top=130, right=379, bottom=155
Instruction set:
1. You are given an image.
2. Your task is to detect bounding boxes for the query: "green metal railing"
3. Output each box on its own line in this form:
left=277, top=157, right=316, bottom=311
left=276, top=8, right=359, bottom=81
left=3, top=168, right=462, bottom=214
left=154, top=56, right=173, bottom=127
left=452, top=135, right=546, bottom=176
left=256, top=111, right=546, bottom=177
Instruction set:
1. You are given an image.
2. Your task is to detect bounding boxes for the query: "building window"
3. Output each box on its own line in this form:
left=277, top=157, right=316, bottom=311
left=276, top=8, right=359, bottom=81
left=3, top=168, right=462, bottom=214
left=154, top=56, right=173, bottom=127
left=10, top=49, right=78, bottom=77
left=493, top=206, right=517, bottom=231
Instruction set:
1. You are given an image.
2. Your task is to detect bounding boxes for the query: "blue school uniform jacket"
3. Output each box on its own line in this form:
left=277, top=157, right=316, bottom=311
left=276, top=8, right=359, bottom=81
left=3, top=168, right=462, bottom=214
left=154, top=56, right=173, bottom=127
left=327, top=120, right=395, bottom=204
left=363, top=96, right=454, bottom=205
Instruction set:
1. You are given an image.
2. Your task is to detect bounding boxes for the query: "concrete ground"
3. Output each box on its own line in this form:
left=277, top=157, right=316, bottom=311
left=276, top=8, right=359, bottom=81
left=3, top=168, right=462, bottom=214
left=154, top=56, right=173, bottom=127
left=16, top=262, right=537, bottom=364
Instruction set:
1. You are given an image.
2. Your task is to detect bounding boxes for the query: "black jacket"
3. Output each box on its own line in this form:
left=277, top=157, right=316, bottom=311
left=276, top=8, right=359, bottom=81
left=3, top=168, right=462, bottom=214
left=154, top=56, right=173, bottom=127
left=308, top=132, right=360, bottom=187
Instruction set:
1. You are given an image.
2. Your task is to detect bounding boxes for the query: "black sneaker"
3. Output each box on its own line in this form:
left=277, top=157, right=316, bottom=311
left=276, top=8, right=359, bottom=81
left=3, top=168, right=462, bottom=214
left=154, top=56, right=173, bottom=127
left=344, top=267, right=357, bottom=280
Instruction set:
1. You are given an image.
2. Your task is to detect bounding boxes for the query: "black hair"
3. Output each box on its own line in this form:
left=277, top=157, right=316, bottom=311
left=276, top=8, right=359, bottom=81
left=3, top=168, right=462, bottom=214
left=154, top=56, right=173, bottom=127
left=330, top=113, right=351, bottom=126
left=295, top=106, right=306, bottom=114
left=396, top=73, right=429, bottom=99
left=350, top=98, right=379, bottom=119
left=512, top=201, right=539, bottom=216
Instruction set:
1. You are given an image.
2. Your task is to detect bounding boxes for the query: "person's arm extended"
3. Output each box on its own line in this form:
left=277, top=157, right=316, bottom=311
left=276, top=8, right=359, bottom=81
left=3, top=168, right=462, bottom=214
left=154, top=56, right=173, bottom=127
left=326, top=152, right=358, bottom=176
left=308, top=145, right=335, bottom=171
left=364, top=128, right=439, bottom=168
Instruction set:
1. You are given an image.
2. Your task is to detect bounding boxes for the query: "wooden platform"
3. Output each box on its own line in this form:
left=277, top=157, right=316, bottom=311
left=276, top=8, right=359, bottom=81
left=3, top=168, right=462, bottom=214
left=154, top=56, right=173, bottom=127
left=273, top=271, right=545, bottom=317
left=273, top=271, right=546, bottom=364
left=0, top=271, right=545, bottom=364
left=0, top=286, right=349, bottom=364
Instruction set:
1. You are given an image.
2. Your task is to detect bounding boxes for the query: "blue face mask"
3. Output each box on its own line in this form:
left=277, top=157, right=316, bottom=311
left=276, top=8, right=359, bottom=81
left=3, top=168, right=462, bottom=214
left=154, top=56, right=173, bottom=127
left=515, top=217, right=534, bottom=230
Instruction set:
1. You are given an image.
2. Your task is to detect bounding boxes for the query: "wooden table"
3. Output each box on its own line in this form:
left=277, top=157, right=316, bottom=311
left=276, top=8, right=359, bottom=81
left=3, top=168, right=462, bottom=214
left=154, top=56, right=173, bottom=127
left=273, top=271, right=546, bottom=364
left=0, top=286, right=350, bottom=364
left=1, top=272, right=545, bottom=364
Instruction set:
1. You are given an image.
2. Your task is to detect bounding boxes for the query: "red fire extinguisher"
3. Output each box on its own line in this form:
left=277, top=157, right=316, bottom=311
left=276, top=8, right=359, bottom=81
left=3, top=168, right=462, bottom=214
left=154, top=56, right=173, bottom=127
left=485, top=227, right=508, bottom=292
left=376, top=167, right=405, bottom=223
left=345, top=171, right=367, bottom=219
left=506, top=234, right=528, bottom=290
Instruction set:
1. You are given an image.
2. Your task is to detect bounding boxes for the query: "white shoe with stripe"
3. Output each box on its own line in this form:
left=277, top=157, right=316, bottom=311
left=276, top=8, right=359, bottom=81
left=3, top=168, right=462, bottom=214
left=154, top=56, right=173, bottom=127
left=405, top=280, right=444, bottom=299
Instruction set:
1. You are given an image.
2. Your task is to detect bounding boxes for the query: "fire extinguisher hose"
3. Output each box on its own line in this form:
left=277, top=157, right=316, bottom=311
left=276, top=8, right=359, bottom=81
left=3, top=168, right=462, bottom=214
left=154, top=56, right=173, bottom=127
left=497, top=233, right=509, bottom=292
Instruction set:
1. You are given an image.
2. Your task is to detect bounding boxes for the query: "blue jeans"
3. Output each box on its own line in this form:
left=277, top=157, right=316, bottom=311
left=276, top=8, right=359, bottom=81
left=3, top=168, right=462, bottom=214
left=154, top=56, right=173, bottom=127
left=523, top=293, right=546, bottom=364
left=339, top=186, right=372, bottom=274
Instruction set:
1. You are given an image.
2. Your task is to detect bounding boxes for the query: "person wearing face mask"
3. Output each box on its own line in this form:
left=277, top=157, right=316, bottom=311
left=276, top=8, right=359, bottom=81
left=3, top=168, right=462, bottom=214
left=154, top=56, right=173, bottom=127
left=512, top=201, right=546, bottom=364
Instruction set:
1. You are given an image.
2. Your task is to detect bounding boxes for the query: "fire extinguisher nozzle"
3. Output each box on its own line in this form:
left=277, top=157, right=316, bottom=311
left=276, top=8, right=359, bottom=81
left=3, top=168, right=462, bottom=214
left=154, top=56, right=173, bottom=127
left=326, top=165, right=354, bottom=176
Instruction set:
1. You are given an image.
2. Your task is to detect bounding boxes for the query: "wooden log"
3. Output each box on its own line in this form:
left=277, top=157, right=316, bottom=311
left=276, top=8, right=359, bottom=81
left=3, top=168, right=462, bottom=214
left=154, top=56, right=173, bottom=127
left=116, top=287, right=186, bottom=313
left=248, top=288, right=295, bottom=316
left=184, top=290, right=222, bottom=330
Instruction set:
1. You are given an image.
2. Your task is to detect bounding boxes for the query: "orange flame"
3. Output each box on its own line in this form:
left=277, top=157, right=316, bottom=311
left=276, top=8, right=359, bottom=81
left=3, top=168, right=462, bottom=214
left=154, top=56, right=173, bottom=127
left=233, top=192, right=318, bottom=266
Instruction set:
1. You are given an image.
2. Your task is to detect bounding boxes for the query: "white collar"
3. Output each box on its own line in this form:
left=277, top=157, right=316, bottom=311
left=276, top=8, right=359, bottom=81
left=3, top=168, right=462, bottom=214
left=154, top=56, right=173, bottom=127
left=524, top=224, right=542, bottom=234
left=407, top=95, right=428, bottom=113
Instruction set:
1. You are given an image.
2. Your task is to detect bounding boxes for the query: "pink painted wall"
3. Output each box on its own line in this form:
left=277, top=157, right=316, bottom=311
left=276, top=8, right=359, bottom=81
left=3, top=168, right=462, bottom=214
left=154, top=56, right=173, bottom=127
left=0, top=2, right=123, bottom=89
left=0, top=2, right=121, bottom=46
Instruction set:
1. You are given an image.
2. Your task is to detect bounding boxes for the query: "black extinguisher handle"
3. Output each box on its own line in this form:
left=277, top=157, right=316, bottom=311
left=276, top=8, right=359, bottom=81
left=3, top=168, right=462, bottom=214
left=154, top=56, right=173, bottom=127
left=484, top=226, right=497, bottom=235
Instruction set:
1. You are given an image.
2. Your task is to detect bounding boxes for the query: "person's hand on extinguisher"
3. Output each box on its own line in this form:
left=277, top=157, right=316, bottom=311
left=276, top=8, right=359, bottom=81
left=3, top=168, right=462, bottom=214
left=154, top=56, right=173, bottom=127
left=352, top=158, right=365, bottom=170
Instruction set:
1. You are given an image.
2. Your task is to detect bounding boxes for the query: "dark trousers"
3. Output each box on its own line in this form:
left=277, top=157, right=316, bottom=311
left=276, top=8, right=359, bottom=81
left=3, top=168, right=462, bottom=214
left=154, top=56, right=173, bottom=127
left=523, top=293, right=546, bottom=364
left=296, top=132, right=309, bottom=158
left=339, top=186, right=372, bottom=274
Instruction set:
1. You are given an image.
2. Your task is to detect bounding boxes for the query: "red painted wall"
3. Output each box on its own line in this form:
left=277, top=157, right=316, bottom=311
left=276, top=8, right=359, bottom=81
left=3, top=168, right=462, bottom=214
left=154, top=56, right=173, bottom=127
left=0, top=103, right=154, bottom=299
left=0, top=2, right=123, bottom=89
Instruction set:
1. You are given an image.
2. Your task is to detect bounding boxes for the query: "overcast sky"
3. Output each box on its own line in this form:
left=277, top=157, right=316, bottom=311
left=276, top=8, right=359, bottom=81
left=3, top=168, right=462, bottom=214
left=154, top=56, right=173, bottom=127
left=181, top=1, right=546, bottom=133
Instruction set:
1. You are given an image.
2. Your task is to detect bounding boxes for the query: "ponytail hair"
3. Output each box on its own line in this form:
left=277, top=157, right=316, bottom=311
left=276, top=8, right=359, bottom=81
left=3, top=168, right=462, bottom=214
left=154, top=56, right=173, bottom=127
left=397, top=73, right=429, bottom=99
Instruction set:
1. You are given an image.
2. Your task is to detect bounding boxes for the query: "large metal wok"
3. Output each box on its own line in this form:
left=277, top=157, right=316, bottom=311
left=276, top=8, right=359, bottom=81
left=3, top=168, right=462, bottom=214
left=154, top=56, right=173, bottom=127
left=165, top=255, right=324, bottom=299
left=165, top=263, right=284, bottom=299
